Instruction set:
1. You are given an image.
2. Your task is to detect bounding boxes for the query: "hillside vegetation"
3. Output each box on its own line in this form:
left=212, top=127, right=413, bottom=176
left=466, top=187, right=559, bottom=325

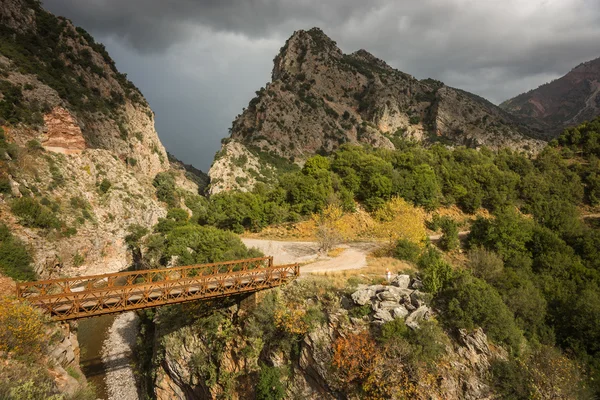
left=131, top=118, right=600, bottom=398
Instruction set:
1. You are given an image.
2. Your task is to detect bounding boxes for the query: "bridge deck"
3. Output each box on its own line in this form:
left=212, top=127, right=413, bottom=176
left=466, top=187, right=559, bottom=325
left=16, top=257, right=299, bottom=321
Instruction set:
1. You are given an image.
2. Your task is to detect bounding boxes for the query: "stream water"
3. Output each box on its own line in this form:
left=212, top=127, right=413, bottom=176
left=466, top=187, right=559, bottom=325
left=77, top=314, right=116, bottom=400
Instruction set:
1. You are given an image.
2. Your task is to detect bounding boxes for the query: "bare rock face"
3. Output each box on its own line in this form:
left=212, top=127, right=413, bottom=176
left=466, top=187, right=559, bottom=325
left=208, top=140, right=274, bottom=195
left=210, top=27, right=544, bottom=192
left=42, top=107, right=86, bottom=154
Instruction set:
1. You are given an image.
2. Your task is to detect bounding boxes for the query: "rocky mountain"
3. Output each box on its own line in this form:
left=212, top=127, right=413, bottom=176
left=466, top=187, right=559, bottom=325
left=209, top=28, right=543, bottom=194
left=0, top=0, right=199, bottom=277
left=501, top=57, right=600, bottom=137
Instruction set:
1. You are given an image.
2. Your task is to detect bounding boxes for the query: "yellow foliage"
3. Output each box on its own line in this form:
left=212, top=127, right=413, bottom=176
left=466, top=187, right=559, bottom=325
left=372, top=197, right=427, bottom=245
left=0, top=297, right=47, bottom=356
left=246, top=198, right=428, bottom=246
left=273, top=305, right=308, bottom=335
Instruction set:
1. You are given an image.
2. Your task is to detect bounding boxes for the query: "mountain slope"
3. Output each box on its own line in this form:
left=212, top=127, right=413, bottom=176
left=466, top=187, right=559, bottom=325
left=0, top=0, right=199, bottom=277
left=500, top=57, right=600, bottom=137
left=209, top=28, right=543, bottom=194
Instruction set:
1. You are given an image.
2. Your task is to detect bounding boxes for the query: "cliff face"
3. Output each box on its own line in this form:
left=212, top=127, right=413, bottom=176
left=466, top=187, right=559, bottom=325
left=209, top=28, right=543, bottom=194
left=0, top=0, right=198, bottom=277
left=501, top=57, right=600, bottom=137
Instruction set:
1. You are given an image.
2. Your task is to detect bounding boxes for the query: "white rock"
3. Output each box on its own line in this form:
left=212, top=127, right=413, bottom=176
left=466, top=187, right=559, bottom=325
left=392, top=274, right=411, bottom=289
left=392, top=306, right=409, bottom=319
left=351, top=288, right=375, bottom=305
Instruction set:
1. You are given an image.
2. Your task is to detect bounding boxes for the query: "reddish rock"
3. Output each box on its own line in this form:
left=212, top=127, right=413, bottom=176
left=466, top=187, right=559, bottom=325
left=42, top=107, right=86, bottom=154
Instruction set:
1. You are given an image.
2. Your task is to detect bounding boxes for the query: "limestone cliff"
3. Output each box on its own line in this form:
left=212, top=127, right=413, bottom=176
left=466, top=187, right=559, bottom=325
left=209, top=28, right=544, bottom=194
left=0, top=0, right=198, bottom=277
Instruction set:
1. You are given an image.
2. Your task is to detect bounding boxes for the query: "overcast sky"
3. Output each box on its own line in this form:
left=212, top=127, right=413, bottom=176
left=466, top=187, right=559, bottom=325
left=42, top=0, right=600, bottom=171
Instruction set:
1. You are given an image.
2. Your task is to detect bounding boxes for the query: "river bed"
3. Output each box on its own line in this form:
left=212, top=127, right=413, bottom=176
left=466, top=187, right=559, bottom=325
left=77, top=314, right=116, bottom=399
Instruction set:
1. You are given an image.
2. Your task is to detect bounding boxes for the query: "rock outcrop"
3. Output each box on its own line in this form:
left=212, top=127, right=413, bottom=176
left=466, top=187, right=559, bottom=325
left=209, top=28, right=544, bottom=193
left=350, top=277, right=433, bottom=328
left=42, top=107, right=86, bottom=154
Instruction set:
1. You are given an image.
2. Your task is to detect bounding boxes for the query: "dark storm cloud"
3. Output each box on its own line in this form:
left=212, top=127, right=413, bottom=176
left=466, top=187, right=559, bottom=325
left=43, top=0, right=385, bottom=52
left=42, top=0, right=600, bottom=170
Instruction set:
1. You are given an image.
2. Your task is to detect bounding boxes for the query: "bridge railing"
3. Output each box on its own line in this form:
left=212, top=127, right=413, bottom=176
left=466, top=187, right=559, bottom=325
left=16, top=256, right=273, bottom=299
left=29, top=262, right=300, bottom=320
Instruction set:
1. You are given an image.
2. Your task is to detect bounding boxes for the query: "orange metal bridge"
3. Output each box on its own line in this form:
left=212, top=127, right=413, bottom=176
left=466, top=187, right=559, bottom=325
left=16, top=257, right=299, bottom=321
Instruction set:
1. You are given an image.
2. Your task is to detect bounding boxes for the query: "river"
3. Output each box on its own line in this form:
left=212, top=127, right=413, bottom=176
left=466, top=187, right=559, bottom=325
left=78, top=314, right=116, bottom=399
left=78, top=312, right=140, bottom=400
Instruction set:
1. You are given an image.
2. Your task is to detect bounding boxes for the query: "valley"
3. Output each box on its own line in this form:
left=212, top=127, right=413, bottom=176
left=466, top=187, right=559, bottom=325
left=1, top=0, right=600, bottom=399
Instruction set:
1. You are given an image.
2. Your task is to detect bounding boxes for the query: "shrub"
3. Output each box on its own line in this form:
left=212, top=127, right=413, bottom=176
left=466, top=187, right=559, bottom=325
left=438, top=216, right=459, bottom=251
left=256, top=365, right=286, bottom=400
left=72, top=252, right=85, bottom=267
left=437, top=273, right=523, bottom=352
left=0, top=224, right=35, bottom=281
left=393, top=238, right=421, bottom=263
left=0, top=297, right=47, bottom=356
left=417, top=247, right=453, bottom=294
left=332, top=331, right=378, bottom=384
left=467, top=247, right=504, bottom=282
left=409, top=115, right=420, bottom=125
left=379, top=318, right=409, bottom=343
left=490, top=358, right=534, bottom=399
left=10, top=197, right=61, bottom=229
left=153, top=172, right=179, bottom=207
left=349, top=304, right=372, bottom=319
left=99, top=178, right=111, bottom=194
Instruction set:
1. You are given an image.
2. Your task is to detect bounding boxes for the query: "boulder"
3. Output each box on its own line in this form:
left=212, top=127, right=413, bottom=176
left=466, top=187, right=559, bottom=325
left=410, top=290, right=429, bottom=308
left=377, top=290, right=400, bottom=302
left=405, top=305, right=431, bottom=329
left=410, top=278, right=423, bottom=290
left=404, top=302, right=417, bottom=312
left=373, top=309, right=394, bottom=323
left=351, top=288, right=375, bottom=305
left=386, top=286, right=413, bottom=298
left=378, top=301, right=400, bottom=310
left=392, top=274, right=411, bottom=289
left=391, top=306, right=409, bottom=319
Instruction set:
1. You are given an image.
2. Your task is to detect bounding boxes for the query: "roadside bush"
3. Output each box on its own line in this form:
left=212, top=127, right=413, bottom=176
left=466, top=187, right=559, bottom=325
left=438, top=216, right=459, bottom=251
left=417, top=246, right=453, bottom=294
left=393, top=238, right=421, bottom=262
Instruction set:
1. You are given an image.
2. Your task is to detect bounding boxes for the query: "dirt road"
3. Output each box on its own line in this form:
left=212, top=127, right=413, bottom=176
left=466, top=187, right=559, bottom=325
left=241, top=238, right=379, bottom=275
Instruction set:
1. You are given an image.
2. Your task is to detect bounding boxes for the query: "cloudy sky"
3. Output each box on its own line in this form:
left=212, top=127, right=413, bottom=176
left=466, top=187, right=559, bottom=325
left=42, top=0, right=600, bottom=171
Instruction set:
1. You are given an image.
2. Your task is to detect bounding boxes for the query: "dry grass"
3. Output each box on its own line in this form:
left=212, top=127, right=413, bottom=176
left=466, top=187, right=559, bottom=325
left=327, top=247, right=346, bottom=258
left=311, top=256, right=415, bottom=288
left=0, top=274, right=16, bottom=296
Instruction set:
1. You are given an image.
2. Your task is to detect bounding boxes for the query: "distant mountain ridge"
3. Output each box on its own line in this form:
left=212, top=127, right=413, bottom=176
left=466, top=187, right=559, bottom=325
left=209, top=28, right=543, bottom=194
left=501, top=57, right=600, bottom=137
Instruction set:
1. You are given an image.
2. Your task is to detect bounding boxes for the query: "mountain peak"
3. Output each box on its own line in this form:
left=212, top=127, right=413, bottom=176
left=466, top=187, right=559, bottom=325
left=501, top=55, right=600, bottom=136
left=272, top=27, right=342, bottom=81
